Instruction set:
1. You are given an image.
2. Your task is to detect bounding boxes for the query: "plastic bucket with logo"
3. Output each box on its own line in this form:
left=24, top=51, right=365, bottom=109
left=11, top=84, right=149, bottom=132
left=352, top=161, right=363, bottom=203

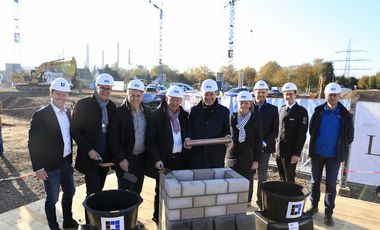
left=261, top=181, right=309, bottom=222
left=83, top=189, right=143, bottom=230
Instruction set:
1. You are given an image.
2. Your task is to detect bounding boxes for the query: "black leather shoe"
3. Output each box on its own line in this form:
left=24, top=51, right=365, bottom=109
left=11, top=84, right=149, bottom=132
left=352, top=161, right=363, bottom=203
left=305, top=207, right=318, bottom=216
left=324, top=214, right=334, bottom=226
left=63, top=219, right=79, bottom=229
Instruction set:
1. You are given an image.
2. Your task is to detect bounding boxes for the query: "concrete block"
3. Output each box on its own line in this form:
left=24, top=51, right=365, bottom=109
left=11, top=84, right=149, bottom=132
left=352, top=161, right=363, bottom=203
left=235, top=213, right=255, bottom=230
left=227, top=203, right=247, bottom=215
left=224, top=169, right=243, bottom=178
left=165, top=219, right=192, bottom=230
left=204, top=179, right=228, bottom=194
left=226, top=178, right=249, bottom=193
left=205, top=205, right=226, bottom=217
left=165, top=206, right=181, bottom=221
left=164, top=178, right=182, bottom=197
left=194, top=195, right=216, bottom=207
left=166, top=197, right=193, bottom=209
left=172, top=169, right=194, bottom=181
left=217, top=193, right=238, bottom=205
left=181, top=207, right=205, bottom=220
left=238, top=192, right=249, bottom=203
left=181, top=181, right=205, bottom=196
left=213, top=168, right=231, bottom=179
left=191, top=217, right=214, bottom=230
left=193, top=169, right=215, bottom=180
left=214, top=215, right=236, bottom=230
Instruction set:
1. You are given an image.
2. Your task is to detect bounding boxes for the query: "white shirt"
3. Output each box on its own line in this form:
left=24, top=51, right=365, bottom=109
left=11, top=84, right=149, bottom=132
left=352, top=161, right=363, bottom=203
left=51, top=103, right=71, bottom=157
left=171, top=119, right=183, bottom=153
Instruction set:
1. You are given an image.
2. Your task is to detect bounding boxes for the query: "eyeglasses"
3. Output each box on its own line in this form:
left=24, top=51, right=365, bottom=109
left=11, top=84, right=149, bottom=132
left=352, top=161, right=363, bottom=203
left=99, top=86, right=112, bottom=91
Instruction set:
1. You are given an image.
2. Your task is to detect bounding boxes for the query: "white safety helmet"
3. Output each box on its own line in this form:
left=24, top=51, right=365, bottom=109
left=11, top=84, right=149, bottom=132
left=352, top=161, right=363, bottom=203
left=201, top=79, right=218, bottom=92
left=49, top=78, right=71, bottom=92
left=324, top=82, right=342, bottom=95
left=166, top=85, right=184, bottom=98
left=127, top=79, right=145, bottom=91
left=96, top=73, right=114, bottom=86
left=254, top=80, right=269, bottom=90
left=282, top=82, right=298, bottom=92
left=237, top=91, right=253, bottom=102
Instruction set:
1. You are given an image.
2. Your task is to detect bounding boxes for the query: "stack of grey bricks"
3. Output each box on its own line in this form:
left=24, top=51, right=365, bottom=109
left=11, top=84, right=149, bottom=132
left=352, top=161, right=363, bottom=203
left=159, top=168, right=256, bottom=230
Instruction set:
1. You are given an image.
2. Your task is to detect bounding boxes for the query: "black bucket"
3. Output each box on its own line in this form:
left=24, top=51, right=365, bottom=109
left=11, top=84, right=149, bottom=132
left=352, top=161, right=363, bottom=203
left=83, top=189, right=143, bottom=230
left=261, top=181, right=309, bottom=222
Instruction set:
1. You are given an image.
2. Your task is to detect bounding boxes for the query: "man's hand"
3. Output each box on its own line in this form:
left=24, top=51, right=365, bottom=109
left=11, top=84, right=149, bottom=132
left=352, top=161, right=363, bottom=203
left=35, top=169, right=48, bottom=180
left=184, top=138, right=192, bottom=150
left=88, top=149, right=100, bottom=160
left=225, top=135, right=232, bottom=147
left=119, top=159, right=129, bottom=171
left=251, top=161, right=259, bottom=171
left=155, top=161, right=164, bottom=171
left=291, top=155, right=299, bottom=164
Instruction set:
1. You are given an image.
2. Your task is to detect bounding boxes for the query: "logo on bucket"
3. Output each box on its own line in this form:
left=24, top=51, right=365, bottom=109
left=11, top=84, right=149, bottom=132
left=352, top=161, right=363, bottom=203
left=101, top=216, right=124, bottom=230
left=286, top=201, right=304, bottom=219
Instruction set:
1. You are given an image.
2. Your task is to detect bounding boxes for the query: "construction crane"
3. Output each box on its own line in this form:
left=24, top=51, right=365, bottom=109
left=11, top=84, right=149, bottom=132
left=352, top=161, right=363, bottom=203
left=147, top=0, right=164, bottom=83
left=224, top=0, right=239, bottom=67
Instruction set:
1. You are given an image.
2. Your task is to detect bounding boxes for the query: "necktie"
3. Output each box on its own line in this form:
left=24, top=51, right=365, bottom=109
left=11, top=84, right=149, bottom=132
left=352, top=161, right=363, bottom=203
left=286, top=107, right=289, bottom=113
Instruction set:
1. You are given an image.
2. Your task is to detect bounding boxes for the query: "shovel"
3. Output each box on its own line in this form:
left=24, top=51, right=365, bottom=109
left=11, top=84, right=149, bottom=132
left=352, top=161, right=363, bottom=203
left=123, top=171, right=138, bottom=183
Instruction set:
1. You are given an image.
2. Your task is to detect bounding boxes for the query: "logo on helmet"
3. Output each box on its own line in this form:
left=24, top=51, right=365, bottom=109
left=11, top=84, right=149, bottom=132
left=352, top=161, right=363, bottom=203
left=61, top=83, right=65, bottom=86
left=174, top=90, right=179, bottom=93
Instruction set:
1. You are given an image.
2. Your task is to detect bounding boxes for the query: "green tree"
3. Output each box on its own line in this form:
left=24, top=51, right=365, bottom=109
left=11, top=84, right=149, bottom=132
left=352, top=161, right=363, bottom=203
left=184, top=65, right=215, bottom=84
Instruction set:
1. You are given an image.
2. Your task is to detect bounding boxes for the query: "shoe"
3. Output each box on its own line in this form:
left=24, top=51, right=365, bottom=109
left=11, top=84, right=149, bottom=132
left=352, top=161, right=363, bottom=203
left=305, top=207, right=318, bottom=216
left=324, top=214, right=334, bottom=226
left=62, top=219, right=79, bottom=229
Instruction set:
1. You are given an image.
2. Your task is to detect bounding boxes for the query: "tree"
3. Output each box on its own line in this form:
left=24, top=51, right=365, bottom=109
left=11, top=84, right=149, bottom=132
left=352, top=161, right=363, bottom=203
left=240, top=66, right=257, bottom=86
left=357, top=76, right=369, bottom=89
left=184, top=65, right=215, bottom=84
left=319, top=61, right=335, bottom=84
left=257, top=61, right=282, bottom=85
left=219, top=65, right=238, bottom=85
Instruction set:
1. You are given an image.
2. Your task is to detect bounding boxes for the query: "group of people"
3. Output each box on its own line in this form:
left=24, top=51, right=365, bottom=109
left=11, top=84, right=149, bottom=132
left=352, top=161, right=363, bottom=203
left=28, top=75, right=353, bottom=230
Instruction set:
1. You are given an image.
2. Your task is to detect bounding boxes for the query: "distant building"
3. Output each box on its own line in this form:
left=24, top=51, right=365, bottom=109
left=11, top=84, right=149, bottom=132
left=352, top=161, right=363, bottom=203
left=4, top=63, right=23, bottom=81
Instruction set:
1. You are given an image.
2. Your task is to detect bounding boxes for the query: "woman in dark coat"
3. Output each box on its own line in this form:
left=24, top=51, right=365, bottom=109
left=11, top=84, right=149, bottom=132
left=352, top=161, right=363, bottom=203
left=226, top=91, right=263, bottom=204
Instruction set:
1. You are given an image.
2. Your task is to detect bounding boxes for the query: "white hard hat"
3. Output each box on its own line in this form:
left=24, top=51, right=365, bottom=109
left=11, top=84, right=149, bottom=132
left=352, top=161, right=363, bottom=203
left=324, top=82, right=342, bottom=95
left=166, top=85, right=184, bottom=98
left=254, top=80, right=269, bottom=90
left=96, top=73, right=114, bottom=86
left=282, top=82, right=297, bottom=92
left=237, top=91, right=253, bottom=102
left=127, top=79, right=144, bottom=91
left=50, top=78, right=71, bottom=92
left=201, top=79, right=218, bottom=92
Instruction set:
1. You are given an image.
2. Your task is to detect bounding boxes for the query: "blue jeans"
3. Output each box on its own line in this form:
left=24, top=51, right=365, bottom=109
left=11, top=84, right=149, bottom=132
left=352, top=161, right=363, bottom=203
left=0, top=127, right=4, bottom=155
left=43, top=159, right=76, bottom=229
left=310, top=155, right=341, bottom=215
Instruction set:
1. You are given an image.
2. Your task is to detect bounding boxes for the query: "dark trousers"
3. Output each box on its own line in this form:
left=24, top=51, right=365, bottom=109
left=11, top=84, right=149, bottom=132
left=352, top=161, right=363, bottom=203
left=43, top=159, right=76, bottom=230
left=115, top=153, right=145, bottom=194
left=84, top=166, right=109, bottom=223
left=256, top=152, right=271, bottom=207
left=153, top=153, right=185, bottom=221
left=276, top=156, right=297, bottom=183
left=310, top=155, right=341, bottom=215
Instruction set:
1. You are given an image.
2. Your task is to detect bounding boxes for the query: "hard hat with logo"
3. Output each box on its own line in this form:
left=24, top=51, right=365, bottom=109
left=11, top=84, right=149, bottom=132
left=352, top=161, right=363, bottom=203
left=127, top=79, right=145, bottom=91
left=201, top=79, right=218, bottom=92
left=49, top=78, right=71, bottom=92
left=96, top=73, right=114, bottom=86
left=254, top=80, right=269, bottom=90
left=237, top=91, right=253, bottom=102
left=166, top=85, right=184, bottom=98
left=324, top=82, right=342, bottom=95
left=282, top=82, right=298, bottom=92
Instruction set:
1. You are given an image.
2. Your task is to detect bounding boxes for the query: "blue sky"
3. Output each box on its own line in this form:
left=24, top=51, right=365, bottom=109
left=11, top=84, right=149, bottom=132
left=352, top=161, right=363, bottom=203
left=0, top=0, right=379, bottom=77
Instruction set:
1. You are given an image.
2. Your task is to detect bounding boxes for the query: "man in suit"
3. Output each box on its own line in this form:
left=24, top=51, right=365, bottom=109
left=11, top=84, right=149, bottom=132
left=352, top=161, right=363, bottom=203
left=184, top=79, right=230, bottom=169
left=252, top=80, right=279, bottom=209
left=275, top=82, right=308, bottom=183
left=150, top=85, right=189, bottom=227
left=28, top=78, right=78, bottom=230
left=72, top=73, right=116, bottom=224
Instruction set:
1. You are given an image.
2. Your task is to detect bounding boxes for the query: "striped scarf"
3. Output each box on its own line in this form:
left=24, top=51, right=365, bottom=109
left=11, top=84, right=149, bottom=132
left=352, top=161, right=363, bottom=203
left=237, top=111, right=251, bottom=143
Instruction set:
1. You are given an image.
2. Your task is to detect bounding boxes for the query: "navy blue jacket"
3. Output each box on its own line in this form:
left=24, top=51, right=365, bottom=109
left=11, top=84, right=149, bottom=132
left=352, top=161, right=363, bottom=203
left=309, top=102, right=354, bottom=162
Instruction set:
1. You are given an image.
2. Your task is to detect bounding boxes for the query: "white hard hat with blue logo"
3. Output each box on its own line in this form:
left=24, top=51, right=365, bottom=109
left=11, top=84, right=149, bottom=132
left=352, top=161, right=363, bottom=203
left=166, top=85, right=184, bottom=98
left=49, top=78, right=71, bottom=92
left=96, top=73, right=114, bottom=86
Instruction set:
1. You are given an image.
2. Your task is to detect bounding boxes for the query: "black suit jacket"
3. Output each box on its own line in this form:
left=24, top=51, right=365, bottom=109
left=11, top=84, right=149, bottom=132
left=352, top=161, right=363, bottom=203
left=28, top=104, right=72, bottom=172
left=253, top=101, right=279, bottom=153
left=276, top=102, right=308, bottom=159
left=72, top=94, right=116, bottom=174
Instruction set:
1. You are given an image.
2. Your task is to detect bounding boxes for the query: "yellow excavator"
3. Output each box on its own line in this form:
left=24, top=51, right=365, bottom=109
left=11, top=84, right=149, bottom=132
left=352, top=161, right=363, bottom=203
left=10, top=57, right=77, bottom=91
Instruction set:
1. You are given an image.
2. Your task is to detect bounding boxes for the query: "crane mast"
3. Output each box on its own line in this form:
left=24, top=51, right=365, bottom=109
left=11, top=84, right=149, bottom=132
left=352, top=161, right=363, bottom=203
left=225, top=0, right=238, bottom=66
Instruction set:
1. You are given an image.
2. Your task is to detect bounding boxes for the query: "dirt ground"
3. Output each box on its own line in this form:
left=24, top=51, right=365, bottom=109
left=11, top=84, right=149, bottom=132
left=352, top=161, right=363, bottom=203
left=0, top=87, right=379, bottom=214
